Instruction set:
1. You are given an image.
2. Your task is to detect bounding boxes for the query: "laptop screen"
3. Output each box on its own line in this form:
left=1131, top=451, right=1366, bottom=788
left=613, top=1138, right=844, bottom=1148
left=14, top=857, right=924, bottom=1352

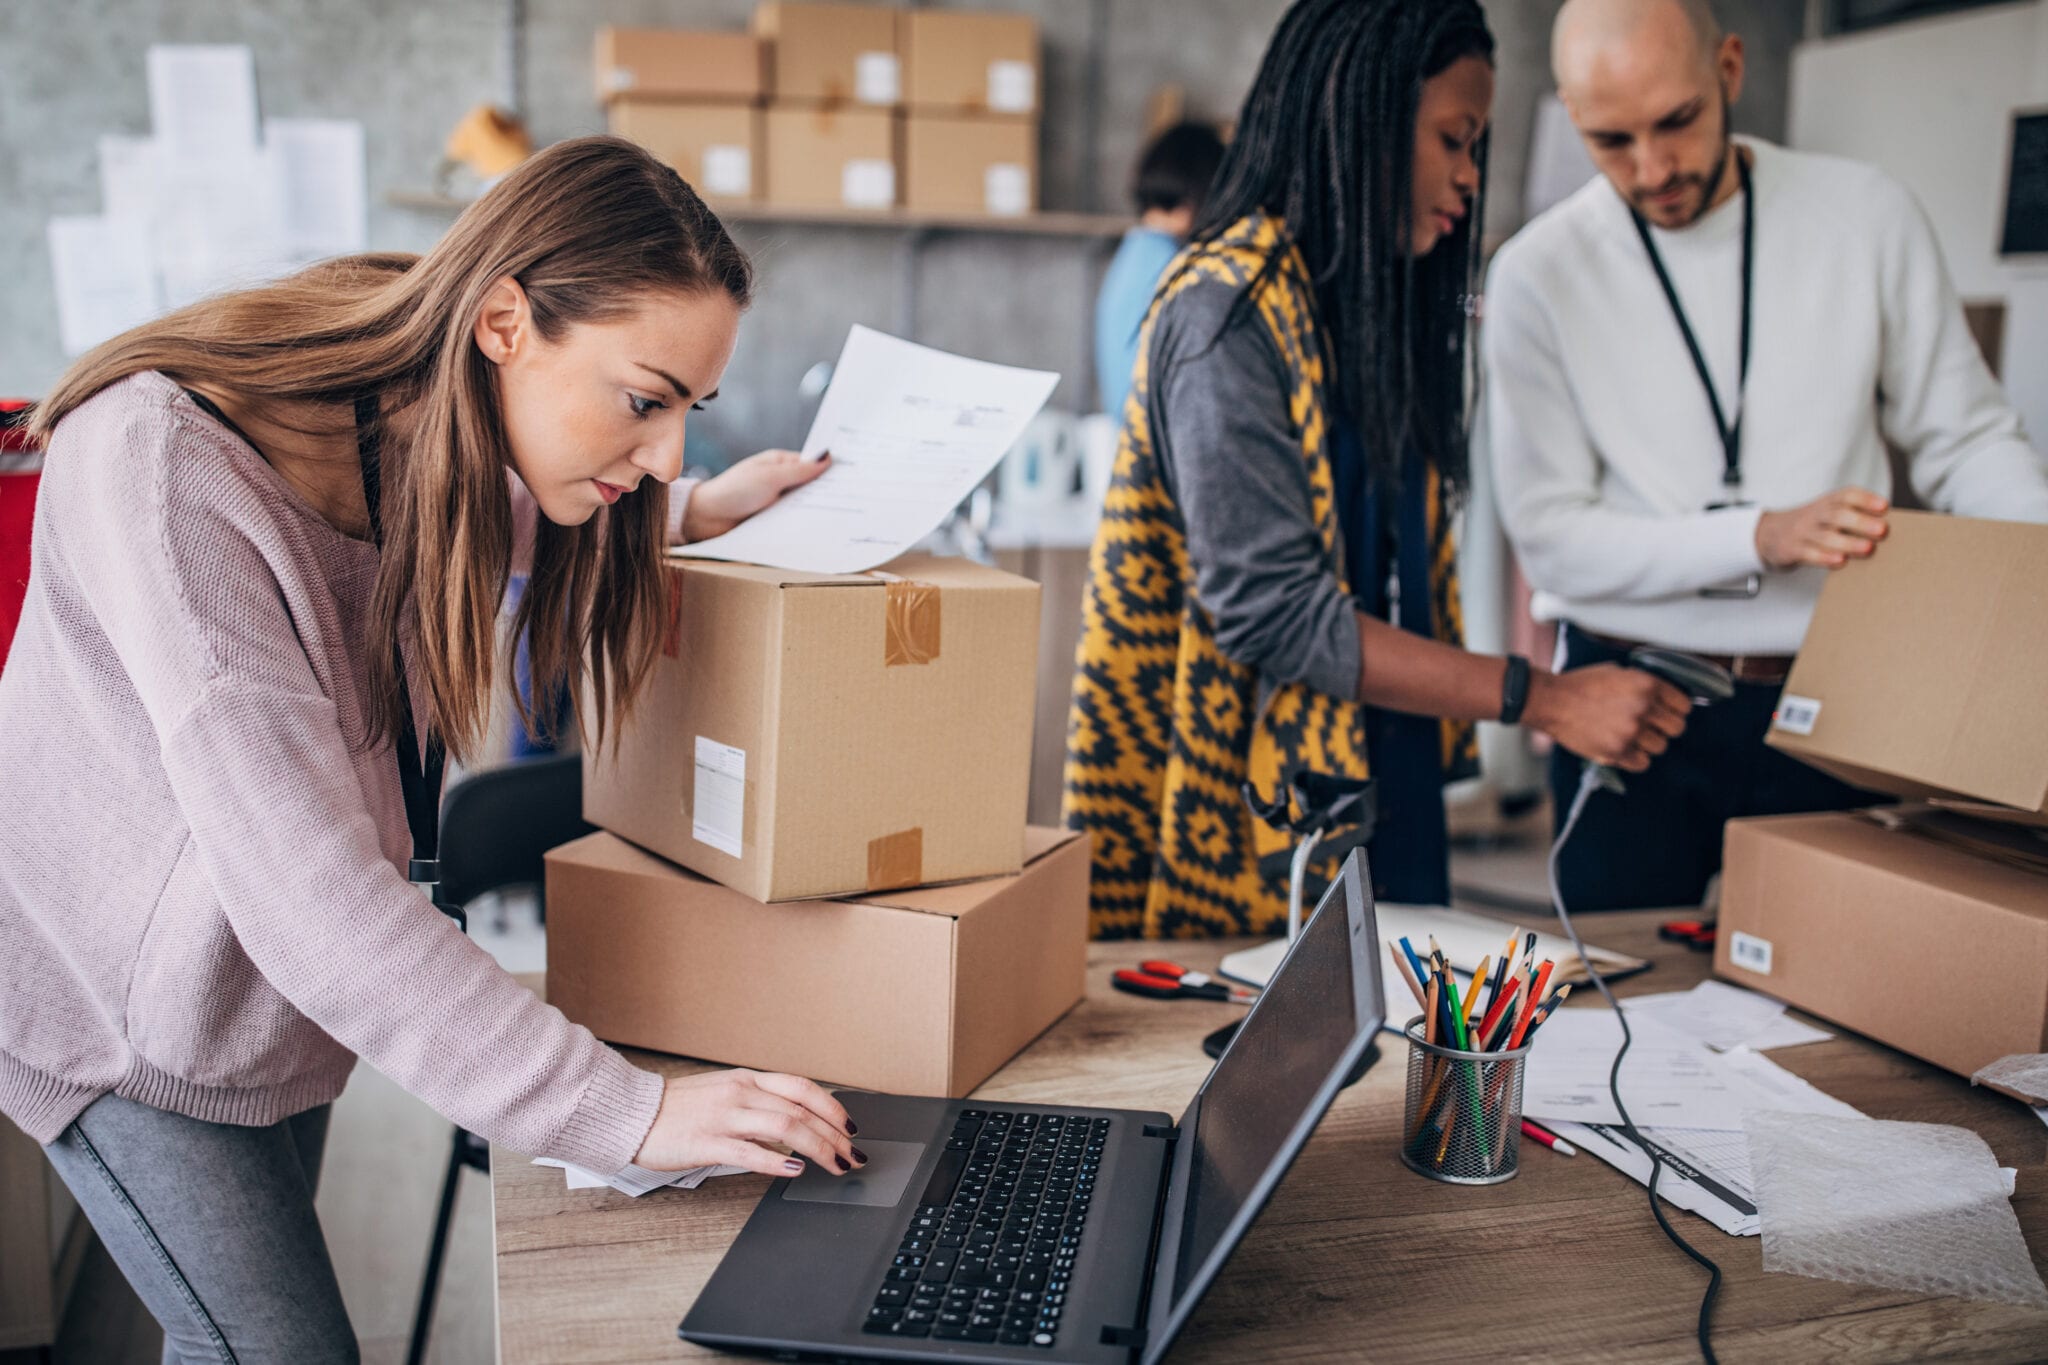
left=1167, top=854, right=1380, bottom=1310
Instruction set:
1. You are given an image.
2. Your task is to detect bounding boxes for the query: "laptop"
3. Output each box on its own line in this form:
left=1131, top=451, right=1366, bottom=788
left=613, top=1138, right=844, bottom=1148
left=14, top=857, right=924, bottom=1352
left=680, top=847, right=1385, bottom=1364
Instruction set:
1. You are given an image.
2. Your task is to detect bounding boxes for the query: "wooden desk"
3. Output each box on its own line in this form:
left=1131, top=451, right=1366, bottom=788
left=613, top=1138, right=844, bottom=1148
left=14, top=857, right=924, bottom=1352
left=494, top=912, right=2048, bottom=1362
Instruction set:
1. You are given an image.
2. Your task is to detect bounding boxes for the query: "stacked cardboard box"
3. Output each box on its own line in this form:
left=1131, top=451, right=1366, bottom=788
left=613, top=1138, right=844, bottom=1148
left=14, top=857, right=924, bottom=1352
left=598, top=5, right=1041, bottom=217
left=553, top=553, right=1084, bottom=1097
left=1716, top=512, right=2048, bottom=1079
left=597, top=27, right=766, bottom=204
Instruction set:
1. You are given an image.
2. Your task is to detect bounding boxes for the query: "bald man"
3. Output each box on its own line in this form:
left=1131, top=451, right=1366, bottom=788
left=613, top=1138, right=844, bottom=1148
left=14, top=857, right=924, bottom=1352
left=1485, top=0, right=2048, bottom=912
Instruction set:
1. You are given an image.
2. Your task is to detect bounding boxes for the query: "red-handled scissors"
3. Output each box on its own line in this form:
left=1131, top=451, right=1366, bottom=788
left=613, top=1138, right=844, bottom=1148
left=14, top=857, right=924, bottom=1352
left=1112, top=960, right=1258, bottom=1003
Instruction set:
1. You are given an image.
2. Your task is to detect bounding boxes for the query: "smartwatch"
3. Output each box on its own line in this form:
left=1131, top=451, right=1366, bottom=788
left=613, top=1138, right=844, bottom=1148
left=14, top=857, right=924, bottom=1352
left=1499, top=653, right=1532, bottom=726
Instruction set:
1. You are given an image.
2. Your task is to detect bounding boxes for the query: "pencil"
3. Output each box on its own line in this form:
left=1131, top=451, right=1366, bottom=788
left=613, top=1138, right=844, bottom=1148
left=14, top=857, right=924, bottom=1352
left=1462, top=956, right=1491, bottom=1026
left=1399, top=936, right=1429, bottom=990
left=1521, top=1119, right=1577, bottom=1157
left=1423, top=974, right=1440, bottom=1047
left=1519, top=984, right=1573, bottom=1044
left=1434, top=1103, right=1458, bottom=1166
left=1388, top=940, right=1426, bottom=1009
left=1507, top=962, right=1555, bottom=1051
left=1487, top=928, right=1517, bottom=1012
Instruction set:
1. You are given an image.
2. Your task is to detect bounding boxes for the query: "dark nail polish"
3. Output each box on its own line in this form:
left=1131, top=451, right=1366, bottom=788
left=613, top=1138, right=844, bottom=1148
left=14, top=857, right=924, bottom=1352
left=846, top=1119, right=859, bottom=1136
left=835, top=1153, right=851, bottom=1172
left=783, top=1158, right=804, bottom=1174
left=852, top=1146, right=869, bottom=1165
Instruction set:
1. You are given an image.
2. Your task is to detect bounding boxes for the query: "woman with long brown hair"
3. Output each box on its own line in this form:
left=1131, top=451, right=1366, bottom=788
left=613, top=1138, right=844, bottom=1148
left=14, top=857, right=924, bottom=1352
left=0, top=136, right=863, bottom=1361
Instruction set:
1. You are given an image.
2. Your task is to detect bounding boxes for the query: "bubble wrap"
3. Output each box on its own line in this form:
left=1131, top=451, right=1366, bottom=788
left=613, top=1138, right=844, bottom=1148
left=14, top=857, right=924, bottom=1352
left=1744, top=1110, right=2048, bottom=1309
left=1972, top=1053, right=2048, bottom=1106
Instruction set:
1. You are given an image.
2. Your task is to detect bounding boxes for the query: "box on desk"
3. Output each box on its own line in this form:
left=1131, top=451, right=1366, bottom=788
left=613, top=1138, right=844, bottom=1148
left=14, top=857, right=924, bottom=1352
left=1719, top=511, right=2048, bottom=1078
left=763, top=104, right=898, bottom=210
left=1718, top=812, right=2048, bottom=1077
left=583, top=553, right=1039, bottom=902
left=607, top=100, right=762, bottom=203
left=902, top=10, right=1039, bottom=116
left=903, top=115, right=1036, bottom=216
left=544, top=827, right=1089, bottom=1097
left=594, top=27, right=766, bottom=104
left=753, top=1, right=900, bottom=106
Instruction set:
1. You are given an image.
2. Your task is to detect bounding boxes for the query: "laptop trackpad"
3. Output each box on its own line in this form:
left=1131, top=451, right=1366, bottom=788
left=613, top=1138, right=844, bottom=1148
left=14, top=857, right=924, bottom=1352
left=781, top=1139, right=924, bottom=1208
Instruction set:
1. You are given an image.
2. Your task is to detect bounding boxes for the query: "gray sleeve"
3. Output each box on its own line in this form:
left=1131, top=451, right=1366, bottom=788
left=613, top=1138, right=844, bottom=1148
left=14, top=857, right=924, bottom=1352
left=1149, top=282, right=1362, bottom=701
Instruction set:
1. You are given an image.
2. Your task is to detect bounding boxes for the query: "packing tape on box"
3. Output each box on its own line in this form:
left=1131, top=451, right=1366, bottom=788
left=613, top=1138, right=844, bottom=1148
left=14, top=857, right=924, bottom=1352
left=878, top=576, right=941, bottom=667
left=1972, top=1053, right=2048, bottom=1105
left=867, top=827, right=923, bottom=891
left=1744, top=1110, right=2048, bottom=1308
left=662, top=566, right=684, bottom=659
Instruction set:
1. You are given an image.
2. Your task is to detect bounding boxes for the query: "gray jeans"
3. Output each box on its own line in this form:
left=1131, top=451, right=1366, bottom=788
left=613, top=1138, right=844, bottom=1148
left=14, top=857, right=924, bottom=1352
left=44, top=1092, right=358, bottom=1364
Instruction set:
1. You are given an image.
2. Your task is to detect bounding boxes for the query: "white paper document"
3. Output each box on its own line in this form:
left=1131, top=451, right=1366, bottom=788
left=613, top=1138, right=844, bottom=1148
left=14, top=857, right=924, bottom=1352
left=1623, top=981, right=1833, bottom=1052
left=47, top=215, right=159, bottom=355
left=533, top=1157, right=748, bottom=1197
left=147, top=45, right=260, bottom=160
left=265, top=118, right=367, bottom=257
left=1522, top=1009, right=1754, bottom=1129
left=674, top=326, right=1059, bottom=574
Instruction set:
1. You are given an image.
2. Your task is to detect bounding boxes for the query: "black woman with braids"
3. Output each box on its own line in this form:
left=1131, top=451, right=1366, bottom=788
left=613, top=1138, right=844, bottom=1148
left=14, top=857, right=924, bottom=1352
left=1063, top=0, right=1693, bottom=939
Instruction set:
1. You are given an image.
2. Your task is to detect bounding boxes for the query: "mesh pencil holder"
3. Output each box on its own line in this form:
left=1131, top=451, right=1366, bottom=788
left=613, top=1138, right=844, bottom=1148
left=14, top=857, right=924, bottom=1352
left=1399, top=1016, right=1532, bottom=1185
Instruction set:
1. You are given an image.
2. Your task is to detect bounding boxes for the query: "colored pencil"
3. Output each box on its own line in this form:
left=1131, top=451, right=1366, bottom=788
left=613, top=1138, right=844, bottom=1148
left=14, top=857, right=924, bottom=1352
left=1388, top=940, right=1427, bottom=1009
left=1462, top=956, right=1491, bottom=1026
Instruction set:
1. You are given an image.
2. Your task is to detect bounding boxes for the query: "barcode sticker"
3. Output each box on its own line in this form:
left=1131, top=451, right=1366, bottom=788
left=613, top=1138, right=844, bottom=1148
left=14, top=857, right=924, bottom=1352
left=987, top=59, right=1036, bottom=113
left=692, top=737, right=746, bottom=858
left=702, top=144, right=751, bottom=196
left=842, top=158, right=895, bottom=208
left=855, top=50, right=900, bottom=104
left=1729, top=931, right=1773, bottom=975
left=1773, top=694, right=1822, bottom=736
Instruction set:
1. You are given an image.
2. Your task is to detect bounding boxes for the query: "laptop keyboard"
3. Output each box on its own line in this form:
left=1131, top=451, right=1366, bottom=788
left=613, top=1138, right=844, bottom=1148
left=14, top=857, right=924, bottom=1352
left=863, top=1109, right=1108, bottom=1348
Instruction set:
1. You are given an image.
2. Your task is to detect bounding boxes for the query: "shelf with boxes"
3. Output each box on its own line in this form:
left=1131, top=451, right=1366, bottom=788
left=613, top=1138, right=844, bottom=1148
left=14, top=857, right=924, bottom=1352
left=598, top=2, right=1059, bottom=222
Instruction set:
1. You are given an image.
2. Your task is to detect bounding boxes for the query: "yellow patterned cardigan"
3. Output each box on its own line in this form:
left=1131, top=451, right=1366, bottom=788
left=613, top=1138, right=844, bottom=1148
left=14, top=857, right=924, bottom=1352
left=1062, top=213, right=1476, bottom=940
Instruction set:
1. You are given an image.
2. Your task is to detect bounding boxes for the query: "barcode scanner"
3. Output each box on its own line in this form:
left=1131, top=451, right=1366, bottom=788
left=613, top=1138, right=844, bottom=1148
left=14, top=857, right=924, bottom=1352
left=1586, top=646, right=1737, bottom=794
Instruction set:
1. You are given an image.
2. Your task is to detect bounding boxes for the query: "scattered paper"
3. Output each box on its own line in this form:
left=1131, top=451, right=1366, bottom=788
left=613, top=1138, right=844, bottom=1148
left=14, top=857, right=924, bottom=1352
left=1972, top=1052, right=2048, bottom=1106
left=1522, top=1009, right=1758, bottom=1129
left=1746, top=1111, right=2048, bottom=1308
left=1625, top=981, right=1833, bottom=1052
left=674, top=326, right=1059, bottom=574
left=533, top=1157, right=748, bottom=1197
left=1549, top=1119, right=1765, bottom=1237
left=46, top=216, right=158, bottom=355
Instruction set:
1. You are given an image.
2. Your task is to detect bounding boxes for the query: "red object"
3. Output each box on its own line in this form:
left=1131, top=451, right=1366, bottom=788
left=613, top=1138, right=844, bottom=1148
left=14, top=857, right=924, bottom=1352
left=1657, top=919, right=1718, bottom=951
left=0, top=401, right=37, bottom=673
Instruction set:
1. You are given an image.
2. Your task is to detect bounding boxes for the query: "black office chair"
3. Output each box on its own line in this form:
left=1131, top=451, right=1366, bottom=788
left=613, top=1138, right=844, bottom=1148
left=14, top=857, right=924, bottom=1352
left=406, top=752, right=594, bottom=1365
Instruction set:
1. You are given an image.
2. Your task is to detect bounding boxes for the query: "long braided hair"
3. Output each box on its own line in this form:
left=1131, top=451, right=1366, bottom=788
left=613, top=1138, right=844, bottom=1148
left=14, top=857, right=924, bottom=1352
left=1188, top=0, right=1493, bottom=492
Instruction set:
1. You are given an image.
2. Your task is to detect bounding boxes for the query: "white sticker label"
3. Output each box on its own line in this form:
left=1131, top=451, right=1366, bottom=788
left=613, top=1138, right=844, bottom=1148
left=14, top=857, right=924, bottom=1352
left=702, top=144, right=752, bottom=196
left=1774, top=694, right=1822, bottom=736
left=987, top=59, right=1036, bottom=114
left=842, top=157, right=896, bottom=208
left=984, top=162, right=1029, bottom=216
left=603, top=66, right=635, bottom=93
left=854, top=50, right=900, bottom=104
left=1729, top=931, right=1774, bottom=975
left=692, top=737, right=746, bottom=858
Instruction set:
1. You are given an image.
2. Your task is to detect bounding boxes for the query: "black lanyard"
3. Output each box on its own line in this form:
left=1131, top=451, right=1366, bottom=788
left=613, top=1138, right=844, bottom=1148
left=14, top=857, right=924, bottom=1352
left=1630, top=153, right=1753, bottom=501
left=354, top=396, right=455, bottom=921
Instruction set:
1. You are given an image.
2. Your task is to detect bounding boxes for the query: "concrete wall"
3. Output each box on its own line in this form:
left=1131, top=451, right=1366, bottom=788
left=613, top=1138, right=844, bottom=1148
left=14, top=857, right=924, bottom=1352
left=0, top=0, right=1799, bottom=455
left=1789, top=0, right=2048, bottom=444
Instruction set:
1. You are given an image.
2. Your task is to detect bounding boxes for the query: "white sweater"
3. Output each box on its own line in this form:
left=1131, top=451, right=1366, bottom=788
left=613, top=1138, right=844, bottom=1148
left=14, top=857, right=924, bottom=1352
left=1484, top=137, right=2048, bottom=655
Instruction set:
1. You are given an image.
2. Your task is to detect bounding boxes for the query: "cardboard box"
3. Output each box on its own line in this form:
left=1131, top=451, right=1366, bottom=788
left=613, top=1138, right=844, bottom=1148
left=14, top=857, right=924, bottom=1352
left=1718, top=811, right=2048, bottom=1077
left=584, top=553, right=1039, bottom=901
left=763, top=104, right=899, bottom=210
left=903, top=114, right=1036, bottom=216
left=545, top=827, right=1089, bottom=1096
left=753, top=1, right=900, bottom=106
left=903, top=10, right=1039, bottom=116
left=1767, top=510, right=2048, bottom=815
left=607, top=100, right=762, bottom=203
left=594, top=27, right=765, bottom=104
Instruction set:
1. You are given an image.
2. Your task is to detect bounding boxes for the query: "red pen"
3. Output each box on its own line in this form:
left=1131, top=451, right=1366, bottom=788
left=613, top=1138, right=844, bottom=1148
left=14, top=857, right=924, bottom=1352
left=1520, top=1118, right=1578, bottom=1157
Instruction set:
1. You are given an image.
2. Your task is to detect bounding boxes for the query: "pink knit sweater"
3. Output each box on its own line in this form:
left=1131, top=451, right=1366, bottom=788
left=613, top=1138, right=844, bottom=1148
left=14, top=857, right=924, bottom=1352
left=0, top=372, right=668, bottom=1173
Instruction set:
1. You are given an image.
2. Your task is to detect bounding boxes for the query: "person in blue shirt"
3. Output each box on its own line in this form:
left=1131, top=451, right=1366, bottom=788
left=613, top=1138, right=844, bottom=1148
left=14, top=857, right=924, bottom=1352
left=1093, top=122, right=1225, bottom=417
